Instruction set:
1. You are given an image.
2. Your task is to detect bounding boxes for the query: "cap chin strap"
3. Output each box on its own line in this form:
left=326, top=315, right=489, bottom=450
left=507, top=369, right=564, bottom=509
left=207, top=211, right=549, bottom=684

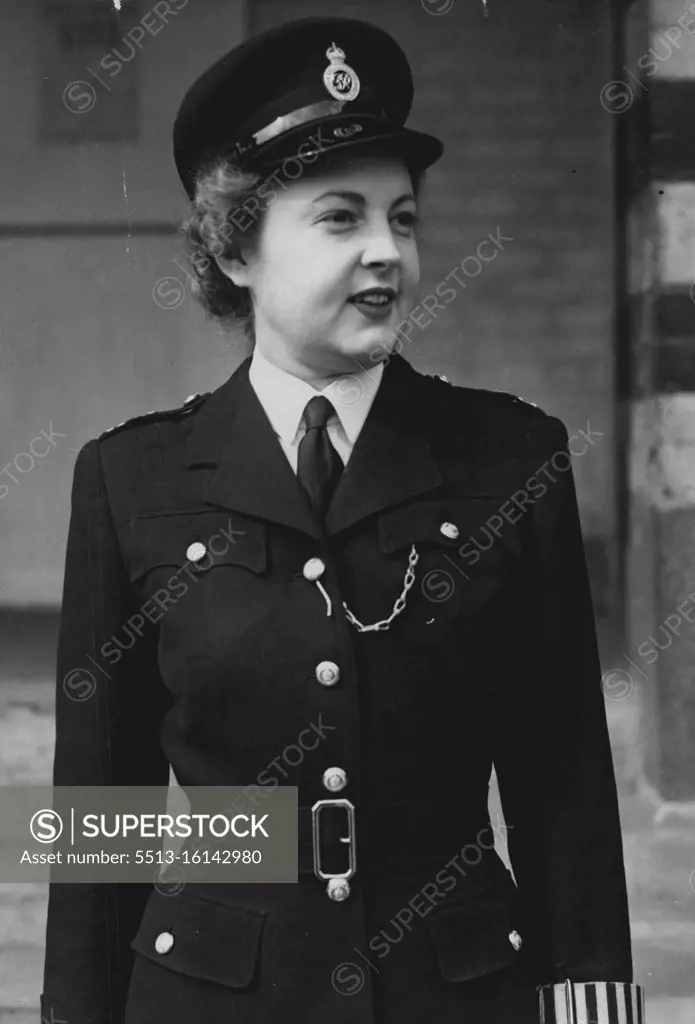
left=234, top=98, right=387, bottom=160
left=254, top=99, right=345, bottom=145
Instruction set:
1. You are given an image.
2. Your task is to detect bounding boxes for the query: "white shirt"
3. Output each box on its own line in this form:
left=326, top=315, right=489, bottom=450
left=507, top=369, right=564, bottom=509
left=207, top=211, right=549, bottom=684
left=248, top=346, right=384, bottom=472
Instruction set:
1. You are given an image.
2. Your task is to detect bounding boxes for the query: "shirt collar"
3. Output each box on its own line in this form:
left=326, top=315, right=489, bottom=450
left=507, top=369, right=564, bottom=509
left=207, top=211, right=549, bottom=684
left=248, top=345, right=384, bottom=446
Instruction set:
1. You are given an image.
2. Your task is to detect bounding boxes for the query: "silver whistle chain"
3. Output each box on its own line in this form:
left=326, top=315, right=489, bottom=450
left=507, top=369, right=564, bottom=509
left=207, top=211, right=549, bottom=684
left=342, top=544, right=419, bottom=632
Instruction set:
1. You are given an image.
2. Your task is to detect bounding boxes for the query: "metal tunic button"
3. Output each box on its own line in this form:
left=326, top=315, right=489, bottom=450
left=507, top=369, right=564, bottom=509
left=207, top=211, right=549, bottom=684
left=508, top=930, right=522, bottom=951
left=316, top=661, right=340, bottom=686
left=323, top=767, right=347, bottom=792
left=155, top=931, right=174, bottom=954
left=303, top=557, right=325, bottom=581
left=186, top=542, right=207, bottom=562
left=326, top=877, right=351, bottom=901
left=439, top=521, right=459, bottom=540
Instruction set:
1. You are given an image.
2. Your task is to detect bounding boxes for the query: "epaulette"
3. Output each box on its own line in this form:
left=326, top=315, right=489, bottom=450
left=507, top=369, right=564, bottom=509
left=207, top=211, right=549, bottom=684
left=487, top=388, right=543, bottom=412
left=510, top=394, right=541, bottom=410
left=99, top=392, right=210, bottom=438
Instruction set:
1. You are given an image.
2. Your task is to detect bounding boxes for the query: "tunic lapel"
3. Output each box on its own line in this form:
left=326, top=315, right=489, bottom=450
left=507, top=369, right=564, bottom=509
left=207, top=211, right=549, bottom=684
left=184, top=356, right=322, bottom=540
left=325, top=355, right=444, bottom=536
left=183, top=353, right=444, bottom=539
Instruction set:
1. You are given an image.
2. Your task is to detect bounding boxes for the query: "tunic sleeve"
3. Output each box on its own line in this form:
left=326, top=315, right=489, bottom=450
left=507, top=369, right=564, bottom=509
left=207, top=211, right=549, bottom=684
left=40, top=438, right=174, bottom=1024
left=492, top=414, right=646, bottom=1023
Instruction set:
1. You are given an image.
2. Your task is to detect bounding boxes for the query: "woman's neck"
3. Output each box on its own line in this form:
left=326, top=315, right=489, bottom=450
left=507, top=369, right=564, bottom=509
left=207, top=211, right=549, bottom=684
left=253, top=341, right=359, bottom=391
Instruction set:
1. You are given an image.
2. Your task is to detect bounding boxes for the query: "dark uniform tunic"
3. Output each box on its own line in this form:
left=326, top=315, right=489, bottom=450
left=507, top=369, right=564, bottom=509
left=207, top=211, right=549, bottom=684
left=41, top=353, right=634, bottom=1024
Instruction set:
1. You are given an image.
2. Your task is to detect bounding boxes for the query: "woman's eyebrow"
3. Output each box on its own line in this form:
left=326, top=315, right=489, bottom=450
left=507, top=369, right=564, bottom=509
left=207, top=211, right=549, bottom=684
left=310, top=190, right=416, bottom=206
left=311, top=190, right=365, bottom=204
left=390, top=192, right=416, bottom=206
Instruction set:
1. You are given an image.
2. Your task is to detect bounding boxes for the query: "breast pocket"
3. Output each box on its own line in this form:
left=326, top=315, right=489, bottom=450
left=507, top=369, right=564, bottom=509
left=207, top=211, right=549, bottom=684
left=126, top=509, right=267, bottom=595
left=121, top=510, right=268, bottom=687
left=377, top=497, right=525, bottom=627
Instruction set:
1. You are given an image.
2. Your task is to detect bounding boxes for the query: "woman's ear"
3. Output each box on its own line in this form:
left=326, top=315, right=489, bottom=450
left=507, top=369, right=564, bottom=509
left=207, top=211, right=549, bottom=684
left=215, top=253, right=251, bottom=288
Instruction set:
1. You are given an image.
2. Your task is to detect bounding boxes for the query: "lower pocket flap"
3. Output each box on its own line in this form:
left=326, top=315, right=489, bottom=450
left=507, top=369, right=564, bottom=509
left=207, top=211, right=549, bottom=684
left=425, top=881, right=525, bottom=983
left=130, top=889, right=266, bottom=989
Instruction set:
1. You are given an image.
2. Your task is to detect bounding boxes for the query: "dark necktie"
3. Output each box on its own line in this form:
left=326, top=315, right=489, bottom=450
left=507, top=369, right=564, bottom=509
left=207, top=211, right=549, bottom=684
left=296, top=395, right=344, bottom=520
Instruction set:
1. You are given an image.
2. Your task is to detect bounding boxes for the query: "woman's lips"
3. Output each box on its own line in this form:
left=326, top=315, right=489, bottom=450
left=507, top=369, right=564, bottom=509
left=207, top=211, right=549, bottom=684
left=349, top=295, right=396, bottom=320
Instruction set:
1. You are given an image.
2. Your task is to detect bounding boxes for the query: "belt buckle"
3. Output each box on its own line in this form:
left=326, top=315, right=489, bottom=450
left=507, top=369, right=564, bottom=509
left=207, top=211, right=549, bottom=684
left=311, top=798, right=356, bottom=881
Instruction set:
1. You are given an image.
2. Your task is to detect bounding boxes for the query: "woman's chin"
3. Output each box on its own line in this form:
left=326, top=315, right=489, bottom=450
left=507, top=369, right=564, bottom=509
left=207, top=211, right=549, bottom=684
left=340, top=325, right=403, bottom=364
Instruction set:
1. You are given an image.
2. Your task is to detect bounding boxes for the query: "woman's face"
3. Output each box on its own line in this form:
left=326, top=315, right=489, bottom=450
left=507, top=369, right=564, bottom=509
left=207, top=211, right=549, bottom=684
left=225, top=153, right=420, bottom=378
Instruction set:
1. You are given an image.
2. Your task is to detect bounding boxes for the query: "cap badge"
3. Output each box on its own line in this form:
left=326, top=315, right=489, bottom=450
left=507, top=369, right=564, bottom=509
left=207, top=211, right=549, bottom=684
left=323, top=42, right=360, bottom=102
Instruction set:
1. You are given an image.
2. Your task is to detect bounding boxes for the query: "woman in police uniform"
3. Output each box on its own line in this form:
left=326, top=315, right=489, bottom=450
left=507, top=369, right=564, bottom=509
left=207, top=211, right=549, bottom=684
left=41, top=16, right=645, bottom=1024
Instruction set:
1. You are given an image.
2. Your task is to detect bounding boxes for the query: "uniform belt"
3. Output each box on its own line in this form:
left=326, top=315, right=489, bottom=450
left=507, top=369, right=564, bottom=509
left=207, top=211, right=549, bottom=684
left=297, top=800, right=492, bottom=878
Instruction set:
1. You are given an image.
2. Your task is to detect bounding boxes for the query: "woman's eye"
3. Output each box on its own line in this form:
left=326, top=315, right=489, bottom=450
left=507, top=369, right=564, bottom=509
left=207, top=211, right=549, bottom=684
left=393, top=211, right=418, bottom=231
left=321, top=209, right=358, bottom=226
left=318, top=208, right=418, bottom=231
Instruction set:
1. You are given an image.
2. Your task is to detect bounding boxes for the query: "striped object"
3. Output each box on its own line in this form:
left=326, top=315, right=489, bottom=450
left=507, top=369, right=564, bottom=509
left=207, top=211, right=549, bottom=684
left=538, top=981, right=646, bottom=1023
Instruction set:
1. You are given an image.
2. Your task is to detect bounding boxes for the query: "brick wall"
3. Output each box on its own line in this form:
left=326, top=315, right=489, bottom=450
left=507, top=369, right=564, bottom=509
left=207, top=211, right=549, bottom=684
left=0, top=0, right=247, bottom=605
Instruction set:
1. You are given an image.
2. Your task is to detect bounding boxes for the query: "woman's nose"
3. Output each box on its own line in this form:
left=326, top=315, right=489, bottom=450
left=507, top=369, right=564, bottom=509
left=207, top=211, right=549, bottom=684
left=360, top=220, right=402, bottom=267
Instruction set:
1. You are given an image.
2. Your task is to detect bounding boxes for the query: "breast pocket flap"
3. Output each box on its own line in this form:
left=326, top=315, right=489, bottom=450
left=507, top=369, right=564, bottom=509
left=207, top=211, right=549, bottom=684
left=130, top=889, right=266, bottom=990
left=378, top=497, right=523, bottom=558
left=126, top=510, right=266, bottom=582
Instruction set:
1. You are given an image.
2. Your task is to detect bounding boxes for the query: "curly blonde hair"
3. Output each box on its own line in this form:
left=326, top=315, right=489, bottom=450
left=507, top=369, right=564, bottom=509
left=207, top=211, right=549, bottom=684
left=180, top=160, right=264, bottom=337
left=180, top=149, right=425, bottom=338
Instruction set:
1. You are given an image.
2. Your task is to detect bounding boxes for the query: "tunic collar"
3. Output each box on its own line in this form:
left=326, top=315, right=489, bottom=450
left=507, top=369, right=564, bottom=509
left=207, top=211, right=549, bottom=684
left=248, top=344, right=384, bottom=448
